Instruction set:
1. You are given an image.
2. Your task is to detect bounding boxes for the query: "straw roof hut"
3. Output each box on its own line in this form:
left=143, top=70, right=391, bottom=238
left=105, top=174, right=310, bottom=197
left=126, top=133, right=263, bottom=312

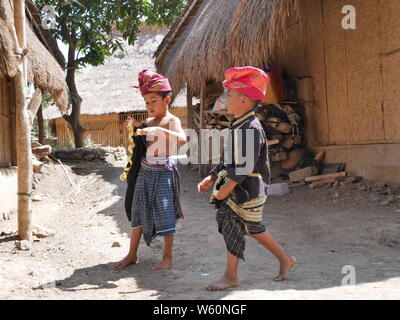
left=44, top=27, right=194, bottom=149
left=0, top=0, right=69, bottom=111
left=155, top=0, right=299, bottom=94
left=155, top=0, right=400, bottom=182
left=0, top=0, right=69, bottom=219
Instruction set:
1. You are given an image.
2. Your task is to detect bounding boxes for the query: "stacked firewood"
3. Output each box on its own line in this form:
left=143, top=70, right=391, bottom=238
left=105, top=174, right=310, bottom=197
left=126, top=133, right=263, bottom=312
left=255, top=103, right=306, bottom=162
left=31, top=141, right=52, bottom=173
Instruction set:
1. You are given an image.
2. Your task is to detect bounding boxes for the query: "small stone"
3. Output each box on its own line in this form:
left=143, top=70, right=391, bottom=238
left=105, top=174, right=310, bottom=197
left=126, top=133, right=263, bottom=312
left=83, top=153, right=95, bottom=161
left=375, top=182, right=387, bottom=189
left=105, top=154, right=115, bottom=163
left=333, top=192, right=340, bottom=199
left=340, top=177, right=357, bottom=187
left=71, top=152, right=83, bottom=160
left=289, top=166, right=318, bottom=183
left=15, top=240, right=31, bottom=251
left=32, top=194, right=43, bottom=202
left=111, top=241, right=121, bottom=248
left=333, top=181, right=340, bottom=188
left=32, top=225, right=55, bottom=238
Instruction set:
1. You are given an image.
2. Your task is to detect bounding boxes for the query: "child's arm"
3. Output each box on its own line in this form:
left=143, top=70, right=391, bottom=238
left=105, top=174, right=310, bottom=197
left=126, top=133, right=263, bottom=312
left=214, top=179, right=238, bottom=200
left=141, top=118, right=186, bottom=144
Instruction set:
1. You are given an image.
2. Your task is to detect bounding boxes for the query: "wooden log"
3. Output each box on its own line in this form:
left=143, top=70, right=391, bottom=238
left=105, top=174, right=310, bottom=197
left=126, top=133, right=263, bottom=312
left=268, top=139, right=280, bottom=146
left=309, top=177, right=337, bottom=189
left=14, top=0, right=32, bottom=242
left=187, top=85, right=194, bottom=129
left=192, top=110, right=200, bottom=124
left=314, top=151, right=325, bottom=161
left=192, top=116, right=200, bottom=130
left=32, top=159, right=44, bottom=173
left=199, top=85, right=205, bottom=177
left=270, top=152, right=288, bottom=162
left=32, top=145, right=52, bottom=159
left=305, top=171, right=347, bottom=183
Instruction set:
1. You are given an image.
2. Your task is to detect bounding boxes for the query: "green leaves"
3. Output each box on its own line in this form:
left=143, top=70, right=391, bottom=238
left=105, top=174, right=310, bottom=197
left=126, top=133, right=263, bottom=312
left=34, top=0, right=186, bottom=68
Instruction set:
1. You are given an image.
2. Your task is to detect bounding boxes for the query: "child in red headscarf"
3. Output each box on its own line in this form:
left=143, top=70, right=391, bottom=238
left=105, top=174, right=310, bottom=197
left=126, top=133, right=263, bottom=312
left=115, top=70, right=186, bottom=271
left=198, top=66, right=296, bottom=291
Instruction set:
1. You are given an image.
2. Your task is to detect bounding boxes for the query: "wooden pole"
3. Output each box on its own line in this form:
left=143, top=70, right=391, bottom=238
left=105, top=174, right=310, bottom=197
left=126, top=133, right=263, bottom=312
left=37, top=106, right=44, bottom=144
left=14, top=0, right=33, bottom=241
left=198, top=85, right=205, bottom=177
left=186, top=85, right=193, bottom=129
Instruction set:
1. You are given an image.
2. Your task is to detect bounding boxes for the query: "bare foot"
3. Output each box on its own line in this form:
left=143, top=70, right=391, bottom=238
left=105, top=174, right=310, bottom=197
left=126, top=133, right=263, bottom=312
left=205, top=275, right=240, bottom=291
left=151, top=257, right=172, bottom=270
left=114, top=255, right=138, bottom=270
left=274, top=255, right=297, bottom=281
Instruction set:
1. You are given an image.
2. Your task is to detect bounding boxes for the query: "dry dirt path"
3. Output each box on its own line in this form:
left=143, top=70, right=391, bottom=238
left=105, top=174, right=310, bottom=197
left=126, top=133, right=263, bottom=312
left=1, top=162, right=400, bottom=299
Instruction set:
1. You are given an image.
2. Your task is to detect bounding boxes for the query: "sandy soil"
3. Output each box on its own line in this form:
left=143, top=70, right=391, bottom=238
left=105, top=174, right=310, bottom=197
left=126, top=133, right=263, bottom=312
left=1, top=161, right=400, bottom=300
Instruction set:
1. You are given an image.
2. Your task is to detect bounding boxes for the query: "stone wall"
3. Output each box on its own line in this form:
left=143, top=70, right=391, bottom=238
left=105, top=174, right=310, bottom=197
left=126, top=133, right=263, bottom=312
left=52, top=147, right=127, bottom=164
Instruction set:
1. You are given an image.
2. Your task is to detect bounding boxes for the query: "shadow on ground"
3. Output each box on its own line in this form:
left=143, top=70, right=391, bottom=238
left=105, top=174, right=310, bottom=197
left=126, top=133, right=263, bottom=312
left=34, top=162, right=400, bottom=299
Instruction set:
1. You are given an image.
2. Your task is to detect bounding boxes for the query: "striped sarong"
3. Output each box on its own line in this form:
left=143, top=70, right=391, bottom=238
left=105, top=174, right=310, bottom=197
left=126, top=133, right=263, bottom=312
left=131, top=156, right=183, bottom=246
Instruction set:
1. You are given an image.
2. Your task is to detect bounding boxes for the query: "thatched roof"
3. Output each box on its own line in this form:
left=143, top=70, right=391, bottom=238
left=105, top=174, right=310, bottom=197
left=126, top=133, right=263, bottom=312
left=0, top=0, right=69, bottom=112
left=155, top=0, right=299, bottom=93
left=44, top=29, right=195, bottom=120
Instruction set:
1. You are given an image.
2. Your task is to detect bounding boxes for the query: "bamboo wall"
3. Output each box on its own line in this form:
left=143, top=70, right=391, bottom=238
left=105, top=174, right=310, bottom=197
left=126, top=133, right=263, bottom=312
left=0, top=75, right=16, bottom=167
left=54, top=107, right=188, bottom=149
left=276, top=0, right=400, bottom=146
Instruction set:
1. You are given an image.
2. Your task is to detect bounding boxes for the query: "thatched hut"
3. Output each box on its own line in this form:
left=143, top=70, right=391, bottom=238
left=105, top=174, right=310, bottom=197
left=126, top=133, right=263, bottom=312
left=44, top=27, right=193, bottom=150
left=155, top=0, right=400, bottom=182
left=0, top=0, right=68, bottom=218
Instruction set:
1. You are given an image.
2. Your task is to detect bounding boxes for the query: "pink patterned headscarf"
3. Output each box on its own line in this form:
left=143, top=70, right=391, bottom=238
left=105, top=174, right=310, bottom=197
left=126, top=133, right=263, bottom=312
left=223, top=66, right=270, bottom=100
left=133, top=69, right=172, bottom=96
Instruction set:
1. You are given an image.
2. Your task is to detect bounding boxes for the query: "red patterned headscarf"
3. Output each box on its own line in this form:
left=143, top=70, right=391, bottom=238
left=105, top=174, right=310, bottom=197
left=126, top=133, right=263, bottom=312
left=133, top=69, right=172, bottom=96
left=224, top=66, right=270, bottom=100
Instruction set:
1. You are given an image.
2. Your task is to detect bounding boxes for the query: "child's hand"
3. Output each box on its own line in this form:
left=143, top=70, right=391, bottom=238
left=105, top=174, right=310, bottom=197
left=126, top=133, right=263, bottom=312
left=197, top=175, right=215, bottom=194
left=124, top=117, right=141, bottom=129
left=124, top=117, right=134, bottom=129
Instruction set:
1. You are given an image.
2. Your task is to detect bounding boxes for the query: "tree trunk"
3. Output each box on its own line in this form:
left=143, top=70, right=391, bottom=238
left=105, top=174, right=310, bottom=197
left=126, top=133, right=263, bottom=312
left=63, top=44, right=84, bottom=148
left=14, top=0, right=32, bottom=241
left=37, top=106, right=45, bottom=145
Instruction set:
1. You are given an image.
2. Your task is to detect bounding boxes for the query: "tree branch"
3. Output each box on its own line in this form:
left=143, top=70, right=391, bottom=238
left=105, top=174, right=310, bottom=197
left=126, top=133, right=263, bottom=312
left=27, top=88, right=43, bottom=126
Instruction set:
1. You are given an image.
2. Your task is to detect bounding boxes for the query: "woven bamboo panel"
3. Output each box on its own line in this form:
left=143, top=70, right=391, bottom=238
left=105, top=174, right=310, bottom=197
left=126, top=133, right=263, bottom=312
left=382, top=0, right=400, bottom=142
left=323, top=0, right=350, bottom=144
left=345, top=0, right=385, bottom=143
left=305, top=0, right=330, bottom=145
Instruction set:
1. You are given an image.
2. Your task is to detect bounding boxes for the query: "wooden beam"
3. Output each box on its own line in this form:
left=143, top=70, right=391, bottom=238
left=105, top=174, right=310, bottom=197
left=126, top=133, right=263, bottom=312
left=198, top=84, right=205, bottom=176
left=14, top=0, right=33, bottom=242
left=186, top=85, right=193, bottom=129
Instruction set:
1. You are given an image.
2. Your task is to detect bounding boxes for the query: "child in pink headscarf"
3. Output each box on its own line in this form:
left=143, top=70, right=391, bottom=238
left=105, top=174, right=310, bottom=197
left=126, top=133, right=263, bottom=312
left=115, top=70, right=186, bottom=271
left=198, top=66, right=296, bottom=291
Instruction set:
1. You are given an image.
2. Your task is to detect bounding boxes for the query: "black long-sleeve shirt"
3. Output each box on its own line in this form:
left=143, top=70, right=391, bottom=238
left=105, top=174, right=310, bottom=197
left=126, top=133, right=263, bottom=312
left=209, top=110, right=271, bottom=201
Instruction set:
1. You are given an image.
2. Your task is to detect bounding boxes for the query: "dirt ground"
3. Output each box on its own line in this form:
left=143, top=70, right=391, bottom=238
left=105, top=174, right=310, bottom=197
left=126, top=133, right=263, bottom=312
left=1, top=160, right=400, bottom=300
